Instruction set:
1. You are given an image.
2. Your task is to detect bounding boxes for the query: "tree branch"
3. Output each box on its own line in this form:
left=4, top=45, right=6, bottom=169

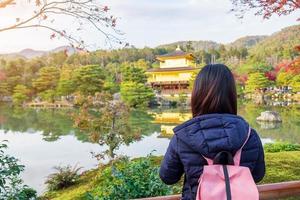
left=0, top=0, right=124, bottom=49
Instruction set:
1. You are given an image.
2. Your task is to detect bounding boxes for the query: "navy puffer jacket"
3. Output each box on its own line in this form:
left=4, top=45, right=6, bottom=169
left=159, top=113, right=265, bottom=200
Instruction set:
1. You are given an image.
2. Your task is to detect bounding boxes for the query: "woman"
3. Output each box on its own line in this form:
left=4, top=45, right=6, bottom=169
left=159, top=64, right=265, bottom=200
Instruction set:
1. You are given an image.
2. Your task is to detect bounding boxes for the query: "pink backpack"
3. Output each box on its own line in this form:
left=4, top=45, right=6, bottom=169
left=196, top=127, right=259, bottom=200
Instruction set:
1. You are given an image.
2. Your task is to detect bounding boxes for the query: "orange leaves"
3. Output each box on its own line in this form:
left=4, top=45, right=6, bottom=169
left=275, top=56, right=300, bottom=75
left=295, top=45, right=300, bottom=52
left=288, top=58, right=300, bottom=75
left=35, top=0, right=41, bottom=6
left=0, top=0, right=15, bottom=8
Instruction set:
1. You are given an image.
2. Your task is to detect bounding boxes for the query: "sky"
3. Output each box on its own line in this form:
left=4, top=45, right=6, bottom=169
left=0, top=0, right=299, bottom=53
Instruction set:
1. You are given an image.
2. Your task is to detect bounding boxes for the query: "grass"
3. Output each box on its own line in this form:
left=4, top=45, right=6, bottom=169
left=41, top=151, right=300, bottom=200
left=41, top=168, right=100, bottom=200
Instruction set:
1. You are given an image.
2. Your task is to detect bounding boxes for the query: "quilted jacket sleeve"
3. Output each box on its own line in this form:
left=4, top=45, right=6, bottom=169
left=251, top=130, right=265, bottom=183
left=159, top=135, right=184, bottom=185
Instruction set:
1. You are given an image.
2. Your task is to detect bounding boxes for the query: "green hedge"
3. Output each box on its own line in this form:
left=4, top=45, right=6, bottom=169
left=264, top=142, right=300, bottom=153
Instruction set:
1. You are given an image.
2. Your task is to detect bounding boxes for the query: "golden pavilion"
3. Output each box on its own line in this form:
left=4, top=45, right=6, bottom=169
left=146, top=46, right=199, bottom=95
left=149, top=111, right=192, bottom=137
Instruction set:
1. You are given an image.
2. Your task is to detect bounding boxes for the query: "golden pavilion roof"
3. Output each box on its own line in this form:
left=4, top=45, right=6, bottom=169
left=156, top=46, right=195, bottom=61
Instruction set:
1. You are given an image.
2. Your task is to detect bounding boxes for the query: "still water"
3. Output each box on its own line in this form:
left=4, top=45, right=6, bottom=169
left=0, top=101, right=299, bottom=194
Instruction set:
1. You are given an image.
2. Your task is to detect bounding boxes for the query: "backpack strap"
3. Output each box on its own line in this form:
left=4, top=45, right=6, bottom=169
left=233, top=126, right=251, bottom=166
left=202, top=155, right=213, bottom=165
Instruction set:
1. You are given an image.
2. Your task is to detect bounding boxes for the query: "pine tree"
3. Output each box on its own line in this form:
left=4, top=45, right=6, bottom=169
left=33, top=67, right=60, bottom=92
left=72, top=65, right=105, bottom=95
left=12, top=84, right=29, bottom=105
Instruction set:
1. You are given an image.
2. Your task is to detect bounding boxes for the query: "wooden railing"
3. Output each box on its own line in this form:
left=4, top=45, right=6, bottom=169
left=138, top=181, right=300, bottom=200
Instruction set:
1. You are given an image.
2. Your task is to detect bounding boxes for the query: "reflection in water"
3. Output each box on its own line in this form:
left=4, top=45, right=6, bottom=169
left=238, top=102, right=300, bottom=143
left=149, top=111, right=191, bottom=137
left=0, top=102, right=299, bottom=193
left=149, top=103, right=300, bottom=144
left=0, top=105, right=86, bottom=142
left=256, top=121, right=282, bottom=130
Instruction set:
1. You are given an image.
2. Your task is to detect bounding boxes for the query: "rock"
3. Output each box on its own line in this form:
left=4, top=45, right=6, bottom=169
left=256, top=111, right=282, bottom=122
left=256, top=121, right=281, bottom=129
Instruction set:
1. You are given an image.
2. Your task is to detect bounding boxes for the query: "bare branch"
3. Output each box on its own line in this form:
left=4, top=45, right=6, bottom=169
left=0, top=0, right=124, bottom=49
left=14, top=24, right=85, bottom=48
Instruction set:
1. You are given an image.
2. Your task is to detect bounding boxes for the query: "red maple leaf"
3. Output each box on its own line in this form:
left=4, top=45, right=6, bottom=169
left=50, top=33, right=56, bottom=39
left=265, top=71, right=276, bottom=81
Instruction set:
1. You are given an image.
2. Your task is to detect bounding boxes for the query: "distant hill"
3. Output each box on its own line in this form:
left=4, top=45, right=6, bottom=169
left=248, top=25, right=300, bottom=60
left=0, top=46, right=78, bottom=59
left=51, top=46, right=78, bottom=55
left=226, top=36, right=267, bottom=49
left=1, top=24, right=299, bottom=60
left=156, top=37, right=267, bottom=52
left=17, top=49, right=46, bottom=59
left=156, top=25, right=300, bottom=54
left=157, top=40, right=221, bottom=51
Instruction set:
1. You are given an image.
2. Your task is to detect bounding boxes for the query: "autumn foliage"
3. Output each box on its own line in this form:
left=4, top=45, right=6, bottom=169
left=231, top=0, right=300, bottom=20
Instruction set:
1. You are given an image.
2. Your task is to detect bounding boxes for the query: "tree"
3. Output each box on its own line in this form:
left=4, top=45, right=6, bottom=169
left=48, top=52, right=68, bottom=67
left=120, top=82, right=154, bottom=108
left=245, top=72, right=272, bottom=93
left=12, top=84, right=29, bottom=106
left=103, top=75, right=120, bottom=94
left=56, top=66, right=76, bottom=97
left=73, top=65, right=105, bottom=95
left=33, top=66, right=60, bottom=92
left=287, top=51, right=300, bottom=75
left=231, top=0, right=300, bottom=19
left=276, top=71, right=293, bottom=87
left=56, top=80, right=76, bottom=97
left=133, top=59, right=151, bottom=70
left=0, top=0, right=123, bottom=48
left=290, top=74, right=300, bottom=92
left=189, top=71, right=200, bottom=90
left=73, top=94, right=141, bottom=160
left=249, top=62, right=273, bottom=74
left=0, top=82, right=10, bottom=99
left=3, top=59, right=25, bottom=94
left=121, top=64, right=148, bottom=83
left=40, top=89, right=57, bottom=103
left=0, top=141, right=37, bottom=199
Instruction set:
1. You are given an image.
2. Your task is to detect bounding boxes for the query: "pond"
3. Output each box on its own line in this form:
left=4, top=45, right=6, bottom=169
left=0, top=101, right=299, bottom=194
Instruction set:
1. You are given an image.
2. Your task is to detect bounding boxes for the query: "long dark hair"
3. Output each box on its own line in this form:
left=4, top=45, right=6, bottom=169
left=191, top=64, right=237, bottom=117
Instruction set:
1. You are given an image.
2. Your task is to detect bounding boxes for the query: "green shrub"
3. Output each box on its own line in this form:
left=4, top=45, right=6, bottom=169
left=45, top=165, right=82, bottom=191
left=0, top=141, right=37, bottom=200
left=12, top=84, right=29, bottom=106
left=39, top=89, right=56, bottom=103
left=85, top=156, right=173, bottom=200
left=264, top=142, right=300, bottom=153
